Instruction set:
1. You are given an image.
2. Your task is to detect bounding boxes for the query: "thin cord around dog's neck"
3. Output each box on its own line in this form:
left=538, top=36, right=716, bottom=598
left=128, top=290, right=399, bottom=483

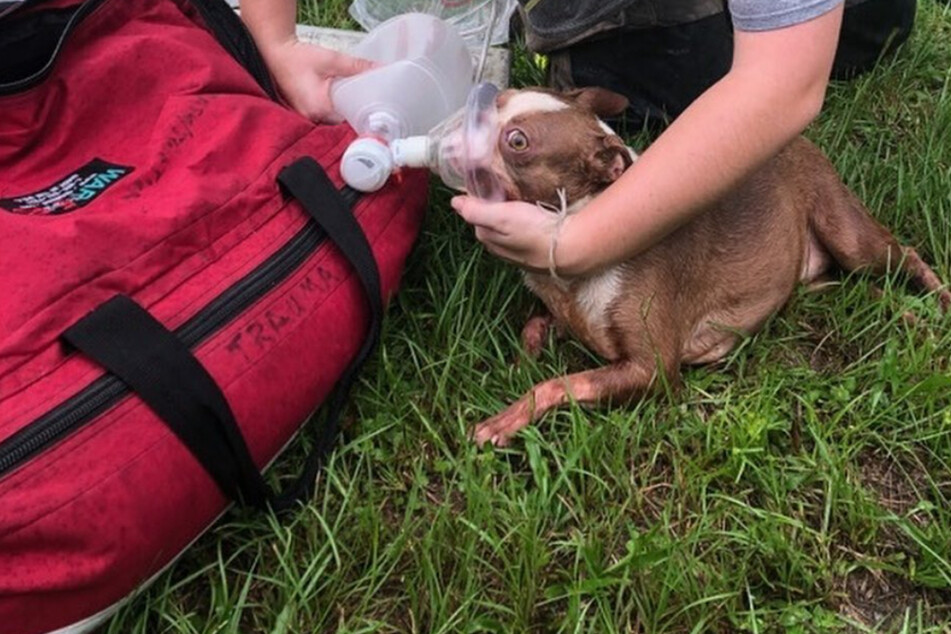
left=537, top=188, right=568, bottom=282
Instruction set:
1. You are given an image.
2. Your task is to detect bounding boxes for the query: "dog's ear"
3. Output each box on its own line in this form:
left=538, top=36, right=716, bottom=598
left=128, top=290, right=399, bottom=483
left=564, top=87, right=629, bottom=118
left=593, top=134, right=634, bottom=184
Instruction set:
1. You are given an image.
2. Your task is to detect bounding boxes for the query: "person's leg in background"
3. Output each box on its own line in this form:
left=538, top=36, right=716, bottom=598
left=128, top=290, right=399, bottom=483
left=546, top=10, right=732, bottom=131
left=832, top=0, right=916, bottom=79
left=544, top=0, right=918, bottom=131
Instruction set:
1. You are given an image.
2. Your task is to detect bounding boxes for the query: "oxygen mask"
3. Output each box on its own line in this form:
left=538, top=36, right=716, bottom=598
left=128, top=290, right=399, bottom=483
left=342, top=82, right=505, bottom=202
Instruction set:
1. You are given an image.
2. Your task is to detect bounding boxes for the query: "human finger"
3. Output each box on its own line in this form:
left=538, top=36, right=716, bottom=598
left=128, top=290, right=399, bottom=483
left=472, top=227, right=544, bottom=271
left=451, top=195, right=509, bottom=231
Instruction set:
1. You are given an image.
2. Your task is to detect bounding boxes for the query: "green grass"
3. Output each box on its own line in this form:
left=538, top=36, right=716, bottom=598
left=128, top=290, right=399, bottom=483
left=106, top=2, right=951, bottom=632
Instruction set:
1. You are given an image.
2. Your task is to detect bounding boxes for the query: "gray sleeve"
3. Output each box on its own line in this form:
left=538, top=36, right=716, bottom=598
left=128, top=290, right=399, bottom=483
left=729, top=0, right=843, bottom=32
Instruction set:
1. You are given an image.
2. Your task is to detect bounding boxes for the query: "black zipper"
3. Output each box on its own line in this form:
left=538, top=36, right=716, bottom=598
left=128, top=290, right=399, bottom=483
left=0, top=186, right=361, bottom=478
left=0, top=0, right=108, bottom=96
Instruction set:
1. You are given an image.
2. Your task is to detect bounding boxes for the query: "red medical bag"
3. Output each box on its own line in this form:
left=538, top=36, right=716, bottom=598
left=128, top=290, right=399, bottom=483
left=0, top=0, right=427, bottom=631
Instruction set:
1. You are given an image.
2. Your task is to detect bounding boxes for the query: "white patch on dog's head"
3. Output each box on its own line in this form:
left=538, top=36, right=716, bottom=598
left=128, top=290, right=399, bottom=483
left=497, top=91, right=570, bottom=126
left=596, top=120, right=617, bottom=137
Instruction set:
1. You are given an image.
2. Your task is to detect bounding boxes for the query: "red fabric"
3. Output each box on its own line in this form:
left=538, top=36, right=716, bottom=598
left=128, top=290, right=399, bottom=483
left=0, top=1, right=427, bottom=632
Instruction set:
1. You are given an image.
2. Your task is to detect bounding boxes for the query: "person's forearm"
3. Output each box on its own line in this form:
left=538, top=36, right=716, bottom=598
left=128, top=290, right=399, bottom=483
left=240, top=0, right=298, bottom=53
left=556, top=8, right=843, bottom=276
left=557, top=72, right=817, bottom=273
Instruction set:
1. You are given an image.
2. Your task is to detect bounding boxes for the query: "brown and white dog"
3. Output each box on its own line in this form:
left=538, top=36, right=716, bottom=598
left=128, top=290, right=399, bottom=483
left=472, top=86, right=950, bottom=447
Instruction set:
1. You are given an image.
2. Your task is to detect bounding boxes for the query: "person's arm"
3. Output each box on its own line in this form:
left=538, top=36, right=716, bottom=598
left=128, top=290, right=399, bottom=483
left=452, top=4, right=844, bottom=276
left=240, top=0, right=374, bottom=122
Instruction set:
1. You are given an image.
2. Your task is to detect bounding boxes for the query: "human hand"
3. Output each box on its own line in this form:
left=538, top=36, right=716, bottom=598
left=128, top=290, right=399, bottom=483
left=261, top=37, right=376, bottom=123
left=451, top=195, right=567, bottom=275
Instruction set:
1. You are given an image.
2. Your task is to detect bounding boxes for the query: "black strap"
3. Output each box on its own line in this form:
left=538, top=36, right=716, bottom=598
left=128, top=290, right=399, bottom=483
left=275, top=157, right=384, bottom=504
left=62, top=157, right=382, bottom=512
left=62, top=295, right=272, bottom=508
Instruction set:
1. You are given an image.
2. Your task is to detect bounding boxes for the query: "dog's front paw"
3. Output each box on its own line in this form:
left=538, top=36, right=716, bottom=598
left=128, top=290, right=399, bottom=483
left=519, top=315, right=553, bottom=361
left=938, top=287, right=951, bottom=314
left=472, top=408, right=531, bottom=447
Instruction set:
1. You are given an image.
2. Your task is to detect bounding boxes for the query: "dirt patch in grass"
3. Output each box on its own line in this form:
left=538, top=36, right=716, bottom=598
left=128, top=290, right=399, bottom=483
left=834, top=567, right=951, bottom=631
left=626, top=448, right=677, bottom=531
left=858, top=449, right=932, bottom=526
left=793, top=312, right=850, bottom=374
left=753, top=310, right=851, bottom=378
left=831, top=450, right=951, bottom=630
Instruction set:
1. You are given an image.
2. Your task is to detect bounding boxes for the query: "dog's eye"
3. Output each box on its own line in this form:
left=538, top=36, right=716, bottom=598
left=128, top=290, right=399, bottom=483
left=506, top=129, right=529, bottom=151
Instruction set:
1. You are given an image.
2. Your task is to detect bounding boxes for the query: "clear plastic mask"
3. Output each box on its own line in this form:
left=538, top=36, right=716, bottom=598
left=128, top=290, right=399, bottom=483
left=390, top=82, right=505, bottom=201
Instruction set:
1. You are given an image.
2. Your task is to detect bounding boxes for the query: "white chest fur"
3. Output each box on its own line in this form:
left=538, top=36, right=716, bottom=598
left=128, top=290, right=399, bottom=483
left=523, top=265, right=624, bottom=336
left=575, top=266, right=624, bottom=330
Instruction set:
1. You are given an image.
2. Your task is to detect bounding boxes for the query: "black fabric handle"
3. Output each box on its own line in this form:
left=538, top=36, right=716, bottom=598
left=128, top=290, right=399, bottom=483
left=275, top=157, right=384, bottom=505
left=62, top=295, right=272, bottom=509
left=62, top=157, right=382, bottom=513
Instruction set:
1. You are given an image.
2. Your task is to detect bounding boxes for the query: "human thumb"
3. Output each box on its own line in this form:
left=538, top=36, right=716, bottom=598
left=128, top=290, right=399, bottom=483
left=322, top=50, right=377, bottom=77
left=451, top=195, right=494, bottom=227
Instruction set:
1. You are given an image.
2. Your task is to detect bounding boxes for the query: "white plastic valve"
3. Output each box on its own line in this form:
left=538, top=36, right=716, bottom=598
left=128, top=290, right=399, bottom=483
left=340, top=138, right=394, bottom=193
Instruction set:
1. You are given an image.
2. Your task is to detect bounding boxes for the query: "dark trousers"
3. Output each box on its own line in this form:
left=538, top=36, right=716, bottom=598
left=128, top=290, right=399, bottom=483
left=549, top=0, right=917, bottom=129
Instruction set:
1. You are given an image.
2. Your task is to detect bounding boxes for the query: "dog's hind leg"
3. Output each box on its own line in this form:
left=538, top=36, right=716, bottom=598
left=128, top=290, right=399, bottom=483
left=809, top=187, right=950, bottom=312
left=472, top=357, right=672, bottom=447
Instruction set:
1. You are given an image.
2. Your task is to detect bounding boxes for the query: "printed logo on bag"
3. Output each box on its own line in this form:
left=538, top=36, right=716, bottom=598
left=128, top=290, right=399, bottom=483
left=0, top=159, right=133, bottom=215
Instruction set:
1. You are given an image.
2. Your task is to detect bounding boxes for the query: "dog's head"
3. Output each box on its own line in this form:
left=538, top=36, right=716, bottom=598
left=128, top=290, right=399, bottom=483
left=488, top=87, right=634, bottom=207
